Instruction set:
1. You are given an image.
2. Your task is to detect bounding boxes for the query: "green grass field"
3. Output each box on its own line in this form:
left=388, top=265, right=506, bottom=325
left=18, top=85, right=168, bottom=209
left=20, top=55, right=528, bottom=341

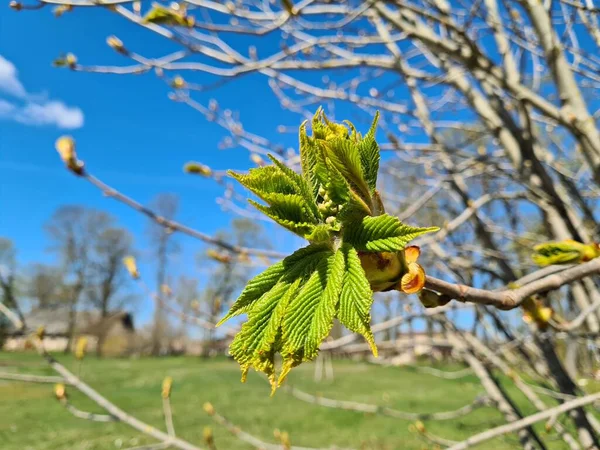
left=0, top=352, right=597, bottom=450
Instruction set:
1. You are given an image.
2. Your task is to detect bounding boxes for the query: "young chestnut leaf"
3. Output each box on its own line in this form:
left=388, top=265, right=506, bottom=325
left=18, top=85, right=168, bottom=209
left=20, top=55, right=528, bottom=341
left=220, top=109, right=439, bottom=391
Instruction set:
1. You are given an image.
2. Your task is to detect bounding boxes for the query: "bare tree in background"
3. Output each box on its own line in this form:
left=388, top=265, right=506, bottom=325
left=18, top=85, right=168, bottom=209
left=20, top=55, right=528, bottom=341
left=86, top=226, right=134, bottom=356
left=174, top=275, right=200, bottom=351
left=146, top=193, right=180, bottom=356
left=199, top=218, right=268, bottom=355
left=0, top=238, right=23, bottom=345
left=45, top=206, right=111, bottom=353
left=27, top=263, right=64, bottom=309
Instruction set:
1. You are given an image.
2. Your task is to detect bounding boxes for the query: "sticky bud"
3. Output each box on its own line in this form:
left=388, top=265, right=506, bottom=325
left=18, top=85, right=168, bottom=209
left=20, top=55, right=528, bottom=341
left=65, top=53, right=77, bottom=68
left=161, top=284, right=172, bottom=296
left=203, top=402, right=215, bottom=415
left=280, top=431, right=291, bottom=449
left=171, top=76, right=185, bottom=89
left=9, top=1, right=22, bottom=10
left=123, top=256, right=139, bottom=279
left=207, top=249, right=232, bottom=264
left=522, top=297, right=553, bottom=330
left=162, top=376, right=173, bottom=398
left=203, top=426, right=214, bottom=445
left=250, top=153, right=264, bottom=166
left=53, top=4, right=72, bottom=17
left=55, top=136, right=85, bottom=175
left=107, top=35, right=125, bottom=53
left=414, top=421, right=426, bottom=433
left=418, top=289, right=450, bottom=308
left=54, top=383, right=67, bottom=400
left=75, top=336, right=88, bottom=360
left=184, top=162, right=212, bottom=177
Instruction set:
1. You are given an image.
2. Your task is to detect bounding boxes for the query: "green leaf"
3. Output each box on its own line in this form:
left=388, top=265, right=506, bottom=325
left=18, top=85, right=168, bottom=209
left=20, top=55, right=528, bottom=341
left=218, top=244, right=331, bottom=326
left=229, top=166, right=297, bottom=199
left=326, top=138, right=371, bottom=203
left=299, top=121, right=319, bottom=198
left=356, top=112, right=380, bottom=191
left=224, top=244, right=332, bottom=389
left=250, top=193, right=312, bottom=225
left=531, top=240, right=599, bottom=266
left=142, top=4, right=193, bottom=27
left=216, top=260, right=286, bottom=325
left=337, top=244, right=377, bottom=356
left=344, top=214, right=439, bottom=252
left=228, top=280, right=299, bottom=384
left=250, top=199, right=316, bottom=237
left=282, top=249, right=345, bottom=361
left=323, top=157, right=350, bottom=205
left=266, top=155, right=319, bottom=220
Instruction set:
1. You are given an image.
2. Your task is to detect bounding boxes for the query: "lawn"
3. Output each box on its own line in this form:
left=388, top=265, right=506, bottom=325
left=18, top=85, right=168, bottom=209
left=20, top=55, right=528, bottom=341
left=0, top=352, right=594, bottom=450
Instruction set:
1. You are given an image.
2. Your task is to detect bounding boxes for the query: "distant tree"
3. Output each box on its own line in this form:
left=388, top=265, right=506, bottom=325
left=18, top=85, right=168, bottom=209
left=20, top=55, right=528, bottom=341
left=27, top=263, right=64, bottom=309
left=45, top=206, right=112, bottom=353
left=198, top=218, right=269, bottom=355
left=86, top=226, right=135, bottom=356
left=0, top=238, right=22, bottom=346
left=146, top=193, right=180, bottom=356
left=174, top=275, right=200, bottom=349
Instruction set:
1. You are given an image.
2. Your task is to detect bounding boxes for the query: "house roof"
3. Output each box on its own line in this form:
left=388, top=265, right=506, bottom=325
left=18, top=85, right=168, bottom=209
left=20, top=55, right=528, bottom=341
left=10, top=307, right=134, bottom=336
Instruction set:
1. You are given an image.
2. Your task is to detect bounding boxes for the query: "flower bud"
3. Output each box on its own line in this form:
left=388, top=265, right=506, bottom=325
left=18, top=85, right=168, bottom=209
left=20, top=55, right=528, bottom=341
left=54, top=383, right=67, bottom=401
left=207, top=249, right=232, bottom=264
left=75, top=336, right=88, bottom=360
left=203, top=426, right=214, bottom=446
left=161, top=284, right=172, bottom=296
left=9, top=1, right=22, bottom=11
left=107, top=35, right=126, bottom=53
left=123, top=256, right=139, bottom=279
left=55, top=136, right=85, bottom=175
left=36, top=326, right=45, bottom=341
left=414, top=420, right=426, bottom=433
left=418, top=289, right=449, bottom=308
left=280, top=431, right=291, bottom=449
left=162, top=376, right=173, bottom=398
left=65, top=53, right=77, bottom=68
left=53, top=4, right=72, bottom=17
left=171, top=76, right=185, bottom=89
left=250, top=153, right=264, bottom=166
left=184, top=162, right=212, bottom=177
left=358, top=251, right=403, bottom=292
left=203, top=402, right=215, bottom=415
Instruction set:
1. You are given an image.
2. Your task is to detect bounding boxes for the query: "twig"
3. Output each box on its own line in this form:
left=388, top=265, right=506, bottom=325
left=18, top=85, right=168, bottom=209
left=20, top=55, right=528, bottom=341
left=425, top=258, right=600, bottom=310
left=0, top=372, right=68, bottom=384
left=61, top=400, right=118, bottom=422
left=447, top=392, right=600, bottom=450
left=203, top=402, right=351, bottom=450
left=284, top=385, right=489, bottom=421
left=84, top=174, right=284, bottom=259
left=163, top=396, right=176, bottom=437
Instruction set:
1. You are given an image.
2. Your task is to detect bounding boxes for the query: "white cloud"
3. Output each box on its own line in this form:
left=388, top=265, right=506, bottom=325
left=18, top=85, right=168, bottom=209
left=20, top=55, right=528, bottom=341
left=0, top=98, right=16, bottom=115
left=0, top=54, right=84, bottom=129
left=0, top=55, right=27, bottom=98
left=15, top=101, right=84, bottom=129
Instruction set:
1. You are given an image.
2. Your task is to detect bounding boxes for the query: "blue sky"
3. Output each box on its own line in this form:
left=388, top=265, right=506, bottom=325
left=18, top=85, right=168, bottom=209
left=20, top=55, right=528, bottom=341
left=0, top=5, right=489, bottom=333
left=0, top=8, right=308, bottom=325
